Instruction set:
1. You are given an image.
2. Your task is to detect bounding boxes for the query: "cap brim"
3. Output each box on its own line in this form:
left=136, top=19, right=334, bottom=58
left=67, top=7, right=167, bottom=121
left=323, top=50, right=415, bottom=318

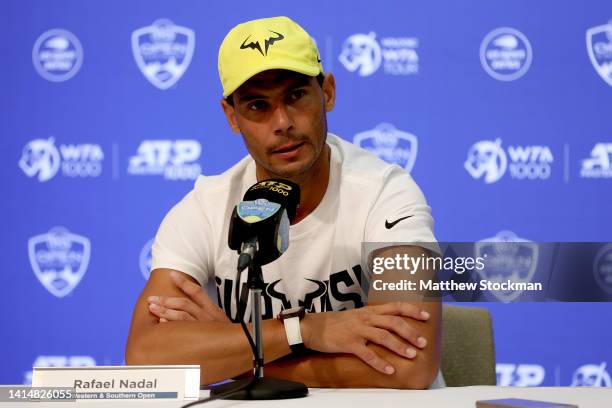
left=223, top=62, right=322, bottom=98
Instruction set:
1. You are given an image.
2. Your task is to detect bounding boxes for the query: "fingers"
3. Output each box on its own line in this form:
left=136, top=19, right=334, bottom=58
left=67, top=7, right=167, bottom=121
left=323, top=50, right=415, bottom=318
left=365, top=314, right=427, bottom=350
left=149, top=296, right=201, bottom=320
left=170, top=271, right=229, bottom=322
left=372, top=301, right=431, bottom=321
left=148, top=302, right=196, bottom=322
left=170, top=272, right=208, bottom=308
left=363, top=327, right=417, bottom=359
left=352, top=342, right=396, bottom=375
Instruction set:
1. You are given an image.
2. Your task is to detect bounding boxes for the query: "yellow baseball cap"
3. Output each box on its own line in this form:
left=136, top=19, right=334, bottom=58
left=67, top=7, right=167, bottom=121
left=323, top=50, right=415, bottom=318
left=218, top=16, right=324, bottom=98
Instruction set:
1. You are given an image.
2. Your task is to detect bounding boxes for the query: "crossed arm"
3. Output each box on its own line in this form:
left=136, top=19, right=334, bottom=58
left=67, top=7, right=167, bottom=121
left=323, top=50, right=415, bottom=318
left=125, top=251, right=440, bottom=389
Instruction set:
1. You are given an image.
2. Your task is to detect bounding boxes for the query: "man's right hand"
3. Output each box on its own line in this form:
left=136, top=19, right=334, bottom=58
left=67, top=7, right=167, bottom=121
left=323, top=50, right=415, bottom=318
left=300, top=302, right=430, bottom=375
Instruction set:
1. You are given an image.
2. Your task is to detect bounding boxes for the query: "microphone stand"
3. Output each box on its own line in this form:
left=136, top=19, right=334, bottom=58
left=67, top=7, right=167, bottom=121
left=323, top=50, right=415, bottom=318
left=209, top=259, right=308, bottom=400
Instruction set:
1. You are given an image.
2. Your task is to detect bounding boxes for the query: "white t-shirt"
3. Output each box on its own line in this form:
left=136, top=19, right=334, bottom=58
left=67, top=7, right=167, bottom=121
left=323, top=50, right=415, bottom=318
left=152, top=133, right=436, bottom=321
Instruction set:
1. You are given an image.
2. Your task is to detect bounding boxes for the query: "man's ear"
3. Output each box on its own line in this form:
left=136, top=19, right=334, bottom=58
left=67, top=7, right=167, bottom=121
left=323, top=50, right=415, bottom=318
left=322, top=73, right=336, bottom=113
left=220, top=98, right=241, bottom=134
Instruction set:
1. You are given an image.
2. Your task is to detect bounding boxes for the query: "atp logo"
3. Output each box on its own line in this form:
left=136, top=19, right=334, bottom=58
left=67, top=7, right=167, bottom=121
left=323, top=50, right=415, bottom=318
left=580, top=143, right=612, bottom=178
left=476, top=231, right=538, bottom=302
left=240, top=30, right=284, bottom=56
left=24, top=356, right=96, bottom=384
left=480, top=27, right=532, bottom=81
left=132, top=19, right=195, bottom=90
left=19, top=138, right=61, bottom=182
left=464, top=139, right=507, bottom=184
left=339, top=32, right=418, bottom=76
left=28, top=227, right=91, bottom=298
left=465, top=139, right=553, bottom=183
left=586, top=20, right=612, bottom=86
left=140, top=238, right=154, bottom=280
left=571, top=362, right=611, bottom=387
left=32, top=29, right=83, bottom=82
left=353, top=123, right=418, bottom=172
left=19, top=138, right=105, bottom=181
left=127, top=140, right=202, bottom=180
left=496, top=363, right=545, bottom=386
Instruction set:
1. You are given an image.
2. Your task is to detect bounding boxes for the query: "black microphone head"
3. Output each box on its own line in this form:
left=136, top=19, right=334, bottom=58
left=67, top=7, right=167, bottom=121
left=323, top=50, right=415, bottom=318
left=243, top=179, right=300, bottom=221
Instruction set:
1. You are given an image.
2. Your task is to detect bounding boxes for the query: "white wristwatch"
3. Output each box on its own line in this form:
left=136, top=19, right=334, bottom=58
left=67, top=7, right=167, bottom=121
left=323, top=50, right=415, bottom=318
left=277, top=306, right=307, bottom=354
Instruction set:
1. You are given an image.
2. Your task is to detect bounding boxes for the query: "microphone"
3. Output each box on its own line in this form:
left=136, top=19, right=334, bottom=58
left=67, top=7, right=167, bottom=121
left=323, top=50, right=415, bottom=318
left=228, top=179, right=300, bottom=271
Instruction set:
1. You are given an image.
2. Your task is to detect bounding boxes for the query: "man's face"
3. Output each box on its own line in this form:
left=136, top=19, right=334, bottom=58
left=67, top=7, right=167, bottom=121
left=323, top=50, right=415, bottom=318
left=221, top=70, right=335, bottom=180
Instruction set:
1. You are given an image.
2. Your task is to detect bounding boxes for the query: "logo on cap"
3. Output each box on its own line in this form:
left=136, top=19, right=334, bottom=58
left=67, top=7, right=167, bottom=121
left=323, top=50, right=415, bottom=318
left=240, top=30, right=285, bottom=56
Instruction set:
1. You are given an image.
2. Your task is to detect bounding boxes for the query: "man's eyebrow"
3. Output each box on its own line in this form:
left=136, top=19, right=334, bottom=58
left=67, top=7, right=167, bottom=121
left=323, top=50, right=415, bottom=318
left=237, top=93, right=268, bottom=103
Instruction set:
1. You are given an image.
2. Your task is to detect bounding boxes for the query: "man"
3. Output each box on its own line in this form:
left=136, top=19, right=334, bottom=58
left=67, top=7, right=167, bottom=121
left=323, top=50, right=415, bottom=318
left=126, top=16, right=442, bottom=389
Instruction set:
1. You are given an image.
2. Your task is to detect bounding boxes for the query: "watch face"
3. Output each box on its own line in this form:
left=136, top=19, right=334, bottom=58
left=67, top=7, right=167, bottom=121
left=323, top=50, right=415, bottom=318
left=283, top=307, right=303, bottom=315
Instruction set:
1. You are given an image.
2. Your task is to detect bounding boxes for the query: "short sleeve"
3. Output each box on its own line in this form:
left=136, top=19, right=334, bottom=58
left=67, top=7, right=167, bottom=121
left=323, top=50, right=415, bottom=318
left=365, top=166, right=437, bottom=250
left=150, top=190, right=212, bottom=285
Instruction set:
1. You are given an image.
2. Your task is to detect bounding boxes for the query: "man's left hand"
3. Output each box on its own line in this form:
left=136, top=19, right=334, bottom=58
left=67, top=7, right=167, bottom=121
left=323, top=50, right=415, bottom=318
left=147, top=271, right=229, bottom=323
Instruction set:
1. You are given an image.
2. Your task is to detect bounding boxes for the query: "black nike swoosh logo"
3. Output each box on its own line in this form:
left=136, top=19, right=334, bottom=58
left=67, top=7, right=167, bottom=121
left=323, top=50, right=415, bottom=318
left=385, top=215, right=413, bottom=229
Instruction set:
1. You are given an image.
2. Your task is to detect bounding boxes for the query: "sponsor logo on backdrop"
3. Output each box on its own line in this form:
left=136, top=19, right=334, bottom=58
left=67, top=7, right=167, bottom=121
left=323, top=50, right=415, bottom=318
left=132, top=19, right=195, bottom=90
left=586, top=20, right=612, bottom=86
left=353, top=123, right=418, bottom=172
left=480, top=27, right=532, bottom=81
left=140, top=238, right=154, bottom=280
left=339, top=32, right=418, bottom=76
left=19, top=138, right=104, bottom=182
left=127, top=140, right=201, bottom=180
left=571, top=362, right=611, bottom=387
left=464, top=139, right=507, bottom=183
left=23, top=356, right=96, bottom=384
left=465, top=139, right=553, bottom=183
left=476, top=231, right=538, bottom=302
left=28, top=227, right=91, bottom=298
left=580, top=143, right=612, bottom=178
left=32, top=29, right=83, bottom=82
left=496, top=363, right=545, bottom=386
left=594, top=244, right=612, bottom=295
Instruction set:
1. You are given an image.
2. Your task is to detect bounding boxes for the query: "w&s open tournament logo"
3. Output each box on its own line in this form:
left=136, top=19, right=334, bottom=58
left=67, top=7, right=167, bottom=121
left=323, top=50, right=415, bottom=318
left=586, top=20, right=612, bottom=87
left=353, top=123, right=418, bottom=172
left=132, top=19, right=195, bottom=90
left=475, top=231, right=538, bottom=302
left=28, top=227, right=91, bottom=298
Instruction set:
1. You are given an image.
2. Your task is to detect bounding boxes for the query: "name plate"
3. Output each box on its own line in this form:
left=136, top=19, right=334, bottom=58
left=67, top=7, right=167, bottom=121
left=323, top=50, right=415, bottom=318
left=32, top=365, right=200, bottom=401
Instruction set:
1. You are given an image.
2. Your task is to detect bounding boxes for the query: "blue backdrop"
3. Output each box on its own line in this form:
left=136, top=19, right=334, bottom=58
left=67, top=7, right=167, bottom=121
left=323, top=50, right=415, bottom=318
left=3, top=0, right=612, bottom=387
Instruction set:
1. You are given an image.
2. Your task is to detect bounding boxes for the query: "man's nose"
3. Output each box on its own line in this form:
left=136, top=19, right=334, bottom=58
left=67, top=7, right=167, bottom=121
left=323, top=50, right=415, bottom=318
left=272, top=104, right=294, bottom=135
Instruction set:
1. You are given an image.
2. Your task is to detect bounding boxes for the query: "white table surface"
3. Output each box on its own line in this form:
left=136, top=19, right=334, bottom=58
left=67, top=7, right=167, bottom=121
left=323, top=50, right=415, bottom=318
left=8, top=386, right=611, bottom=408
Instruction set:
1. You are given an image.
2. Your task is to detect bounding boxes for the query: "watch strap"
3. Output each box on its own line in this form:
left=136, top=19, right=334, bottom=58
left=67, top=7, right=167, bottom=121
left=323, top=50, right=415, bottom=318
left=282, top=315, right=308, bottom=354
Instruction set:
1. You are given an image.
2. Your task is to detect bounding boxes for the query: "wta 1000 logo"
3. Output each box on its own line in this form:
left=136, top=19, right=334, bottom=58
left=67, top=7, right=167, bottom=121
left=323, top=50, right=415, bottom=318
left=19, top=138, right=104, bottom=182
left=586, top=20, right=612, bottom=87
left=128, top=140, right=202, bottom=180
left=132, top=19, right=195, bottom=90
left=464, top=138, right=553, bottom=184
left=353, top=123, right=418, bottom=172
left=28, top=227, right=91, bottom=298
